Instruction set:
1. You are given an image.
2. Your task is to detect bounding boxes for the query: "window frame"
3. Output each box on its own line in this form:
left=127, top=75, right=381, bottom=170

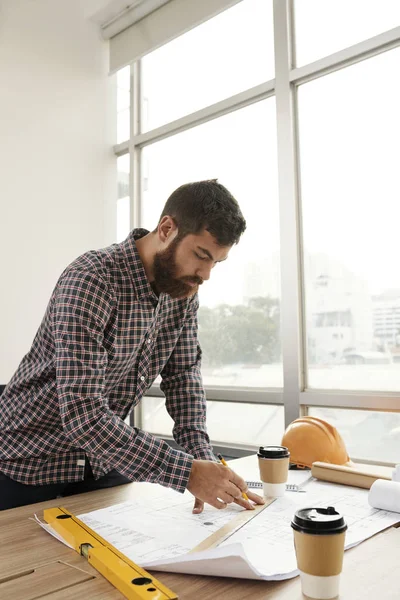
left=113, top=0, right=400, bottom=454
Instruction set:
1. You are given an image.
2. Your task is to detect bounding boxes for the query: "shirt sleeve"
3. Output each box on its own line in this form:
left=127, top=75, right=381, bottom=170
left=160, top=294, right=216, bottom=463
left=52, top=270, right=193, bottom=492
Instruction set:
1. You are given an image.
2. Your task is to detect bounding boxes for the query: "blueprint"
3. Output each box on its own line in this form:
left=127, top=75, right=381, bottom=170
left=72, top=478, right=400, bottom=580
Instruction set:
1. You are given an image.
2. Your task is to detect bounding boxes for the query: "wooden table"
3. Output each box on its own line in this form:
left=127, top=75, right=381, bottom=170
left=1, top=455, right=399, bottom=599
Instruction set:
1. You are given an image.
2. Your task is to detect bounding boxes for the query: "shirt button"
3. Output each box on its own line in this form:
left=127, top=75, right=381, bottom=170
left=147, top=338, right=151, bottom=344
left=140, top=376, right=145, bottom=381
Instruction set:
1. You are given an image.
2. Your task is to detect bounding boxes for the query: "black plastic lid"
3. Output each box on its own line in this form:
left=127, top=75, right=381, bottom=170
left=291, top=507, right=347, bottom=535
left=257, top=445, right=290, bottom=459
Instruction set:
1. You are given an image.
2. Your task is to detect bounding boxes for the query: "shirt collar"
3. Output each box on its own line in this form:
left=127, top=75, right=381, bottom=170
left=119, top=228, right=158, bottom=302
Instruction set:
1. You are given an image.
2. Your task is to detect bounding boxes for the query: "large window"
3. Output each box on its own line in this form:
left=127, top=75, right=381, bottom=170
left=117, top=154, right=130, bottom=242
left=116, top=66, right=130, bottom=144
left=143, top=398, right=284, bottom=448
left=309, top=407, right=400, bottom=464
left=142, top=100, right=282, bottom=389
left=113, top=0, right=400, bottom=462
left=299, top=48, right=400, bottom=391
left=141, top=0, right=274, bottom=132
left=294, top=0, right=400, bottom=66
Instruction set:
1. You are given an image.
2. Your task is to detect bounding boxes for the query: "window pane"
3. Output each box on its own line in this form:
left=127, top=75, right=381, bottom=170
left=141, top=0, right=274, bottom=132
left=294, top=0, right=400, bottom=66
left=117, top=66, right=130, bottom=143
left=206, top=402, right=284, bottom=446
left=298, top=49, right=400, bottom=391
left=143, top=397, right=284, bottom=447
left=309, top=407, right=400, bottom=464
left=142, top=99, right=282, bottom=388
left=117, top=154, right=130, bottom=242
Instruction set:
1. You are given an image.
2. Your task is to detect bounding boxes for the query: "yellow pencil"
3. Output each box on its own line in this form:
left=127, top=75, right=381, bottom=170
left=217, top=453, right=250, bottom=502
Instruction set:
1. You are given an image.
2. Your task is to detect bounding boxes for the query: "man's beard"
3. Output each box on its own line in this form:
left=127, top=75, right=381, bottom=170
left=153, top=237, right=203, bottom=299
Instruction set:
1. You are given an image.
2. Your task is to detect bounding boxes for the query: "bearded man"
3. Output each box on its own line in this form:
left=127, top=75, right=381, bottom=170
left=0, top=179, right=264, bottom=512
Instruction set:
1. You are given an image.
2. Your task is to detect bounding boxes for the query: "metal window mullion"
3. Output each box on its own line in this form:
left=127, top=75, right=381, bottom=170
left=114, top=140, right=129, bottom=157
left=130, top=61, right=141, bottom=229
left=273, top=0, right=304, bottom=427
left=204, top=387, right=283, bottom=404
left=146, top=385, right=283, bottom=405
left=290, top=25, right=400, bottom=86
left=161, top=437, right=259, bottom=457
left=113, top=81, right=275, bottom=155
left=130, top=60, right=143, bottom=429
left=301, top=391, right=400, bottom=411
left=133, top=80, right=275, bottom=148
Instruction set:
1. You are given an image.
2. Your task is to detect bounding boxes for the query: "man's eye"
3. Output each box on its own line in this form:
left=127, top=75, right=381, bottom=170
left=195, top=252, right=207, bottom=261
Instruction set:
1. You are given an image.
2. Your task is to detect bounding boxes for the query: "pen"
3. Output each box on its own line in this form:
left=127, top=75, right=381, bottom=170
left=217, top=453, right=250, bottom=502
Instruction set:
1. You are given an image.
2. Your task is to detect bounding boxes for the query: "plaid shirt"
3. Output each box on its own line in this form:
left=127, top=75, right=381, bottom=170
left=0, top=229, right=215, bottom=492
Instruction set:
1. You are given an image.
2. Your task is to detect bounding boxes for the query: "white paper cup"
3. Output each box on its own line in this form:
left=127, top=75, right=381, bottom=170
left=299, top=572, right=341, bottom=599
left=263, top=482, right=286, bottom=497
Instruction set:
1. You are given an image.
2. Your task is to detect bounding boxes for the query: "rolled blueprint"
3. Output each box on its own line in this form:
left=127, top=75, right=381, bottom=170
left=368, top=479, right=400, bottom=513
left=392, top=464, right=400, bottom=482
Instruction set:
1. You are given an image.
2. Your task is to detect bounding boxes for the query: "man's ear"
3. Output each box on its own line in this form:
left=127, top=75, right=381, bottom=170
left=158, top=215, right=178, bottom=243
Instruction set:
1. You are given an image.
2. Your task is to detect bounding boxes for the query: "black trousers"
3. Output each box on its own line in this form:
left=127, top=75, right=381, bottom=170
left=0, top=462, right=131, bottom=511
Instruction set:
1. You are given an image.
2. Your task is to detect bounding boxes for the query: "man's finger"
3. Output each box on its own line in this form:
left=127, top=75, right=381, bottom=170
left=193, top=498, right=204, bottom=514
left=226, top=469, right=248, bottom=492
left=232, top=488, right=266, bottom=510
left=224, top=481, right=244, bottom=500
left=223, top=472, right=253, bottom=500
left=209, top=498, right=228, bottom=510
left=234, top=497, right=256, bottom=510
left=216, top=491, right=236, bottom=505
left=246, top=490, right=265, bottom=505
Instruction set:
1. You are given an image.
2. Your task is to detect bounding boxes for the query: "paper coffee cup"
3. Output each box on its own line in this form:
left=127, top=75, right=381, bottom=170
left=257, top=446, right=290, bottom=497
left=291, top=506, right=347, bottom=599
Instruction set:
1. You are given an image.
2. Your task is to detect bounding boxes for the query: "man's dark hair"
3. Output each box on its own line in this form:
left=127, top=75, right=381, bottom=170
left=157, top=179, right=246, bottom=246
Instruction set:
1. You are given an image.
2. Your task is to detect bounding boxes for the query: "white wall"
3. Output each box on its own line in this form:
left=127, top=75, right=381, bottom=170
left=0, top=0, right=117, bottom=382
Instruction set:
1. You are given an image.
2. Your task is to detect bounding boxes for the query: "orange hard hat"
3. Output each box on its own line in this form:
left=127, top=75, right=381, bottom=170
left=281, top=416, right=350, bottom=468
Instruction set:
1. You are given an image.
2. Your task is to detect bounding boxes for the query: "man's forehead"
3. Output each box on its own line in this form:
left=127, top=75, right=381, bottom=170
left=185, top=230, right=232, bottom=260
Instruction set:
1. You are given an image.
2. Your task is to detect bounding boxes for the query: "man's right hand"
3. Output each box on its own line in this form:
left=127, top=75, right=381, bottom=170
left=187, top=459, right=253, bottom=510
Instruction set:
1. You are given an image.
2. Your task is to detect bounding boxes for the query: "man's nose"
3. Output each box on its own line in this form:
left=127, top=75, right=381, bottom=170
left=196, top=263, right=212, bottom=281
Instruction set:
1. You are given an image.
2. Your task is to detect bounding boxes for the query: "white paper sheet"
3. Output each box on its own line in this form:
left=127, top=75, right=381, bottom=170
left=74, top=478, right=400, bottom=581
left=78, top=487, right=244, bottom=563
left=31, top=514, right=74, bottom=549
left=369, top=479, right=400, bottom=513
